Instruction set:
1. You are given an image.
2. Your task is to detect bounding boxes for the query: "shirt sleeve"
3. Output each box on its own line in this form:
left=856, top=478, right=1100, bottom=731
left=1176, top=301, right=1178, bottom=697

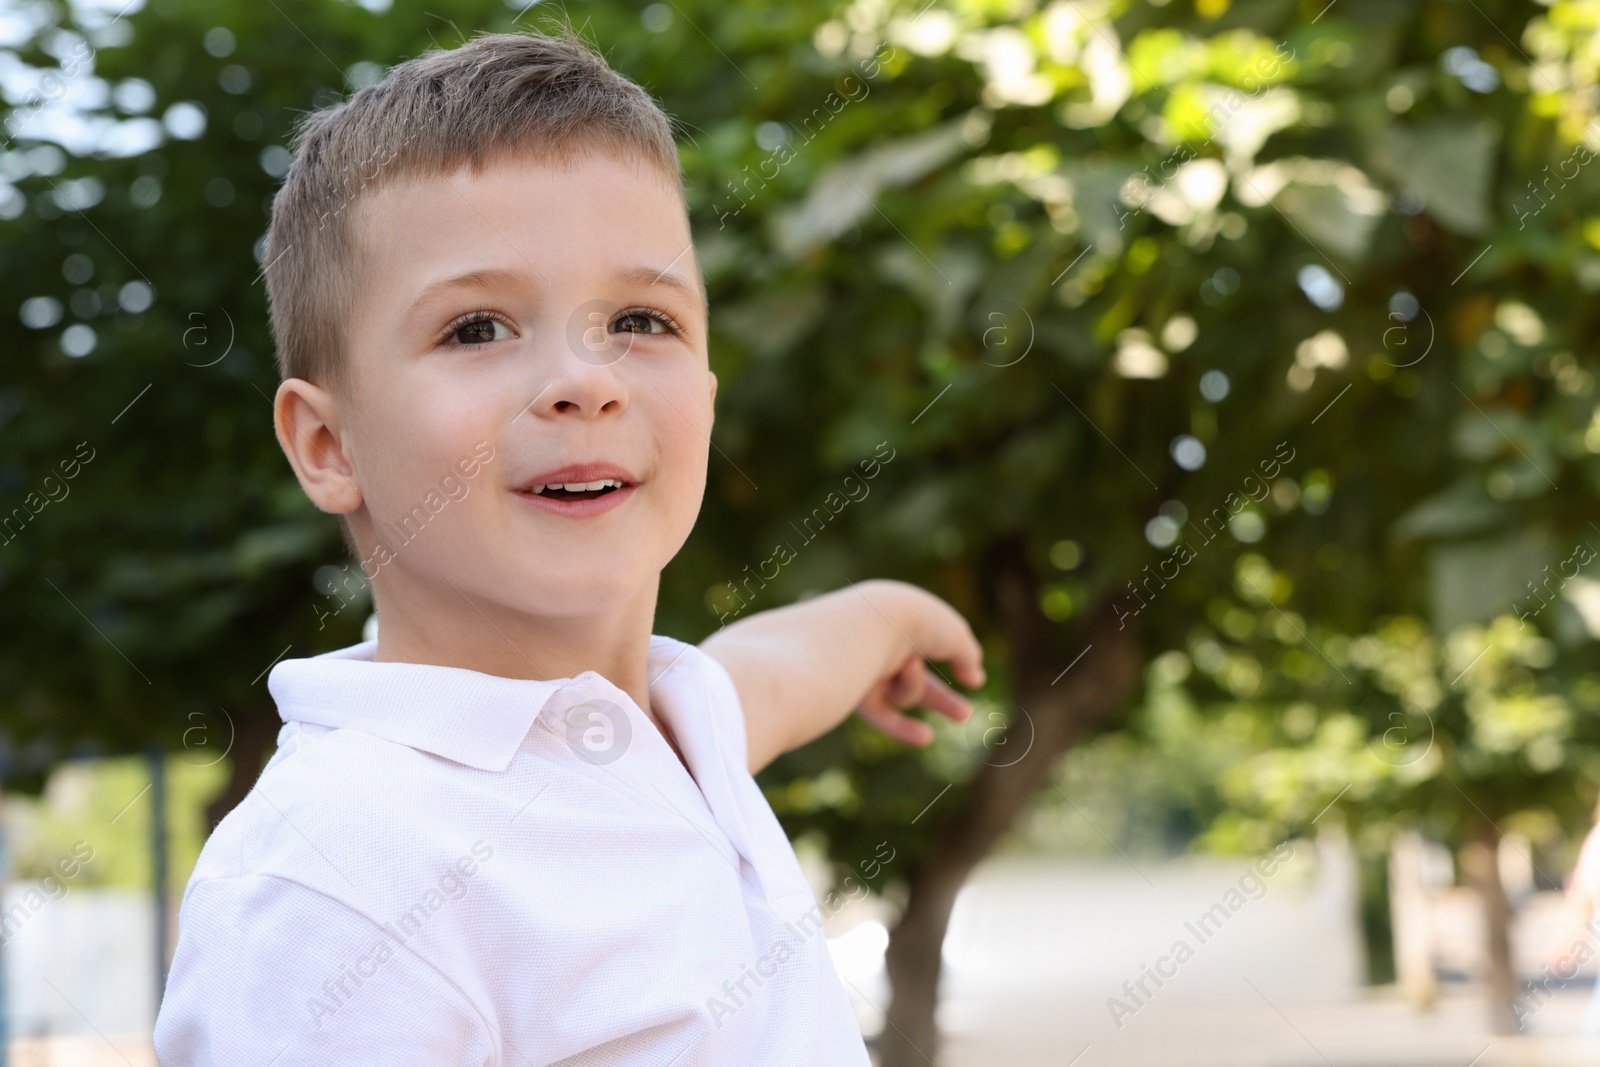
left=696, top=645, right=751, bottom=774
left=1573, top=823, right=1600, bottom=899
left=154, top=873, right=496, bottom=1067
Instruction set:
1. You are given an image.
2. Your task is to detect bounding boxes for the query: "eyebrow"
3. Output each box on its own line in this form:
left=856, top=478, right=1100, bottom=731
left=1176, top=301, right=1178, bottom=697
left=408, top=264, right=705, bottom=319
left=408, top=267, right=535, bottom=316
left=612, top=264, right=706, bottom=313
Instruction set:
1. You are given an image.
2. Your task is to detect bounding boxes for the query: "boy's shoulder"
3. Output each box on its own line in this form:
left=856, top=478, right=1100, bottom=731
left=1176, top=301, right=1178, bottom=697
left=187, top=718, right=470, bottom=899
left=158, top=720, right=503, bottom=1063
left=188, top=632, right=744, bottom=902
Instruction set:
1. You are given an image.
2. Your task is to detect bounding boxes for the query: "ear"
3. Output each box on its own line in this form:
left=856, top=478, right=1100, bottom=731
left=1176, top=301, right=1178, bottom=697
left=707, top=369, right=718, bottom=408
left=274, top=379, right=363, bottom=514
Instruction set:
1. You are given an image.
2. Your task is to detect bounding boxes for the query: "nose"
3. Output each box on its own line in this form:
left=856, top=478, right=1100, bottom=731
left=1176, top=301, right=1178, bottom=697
left=527, top=323, right=630, bottom=420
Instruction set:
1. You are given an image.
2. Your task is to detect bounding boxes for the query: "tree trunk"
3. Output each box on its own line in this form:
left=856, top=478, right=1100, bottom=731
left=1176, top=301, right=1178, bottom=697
left=1388, top=830, right=1439, bottom=1009
left=1462, top=819, right=1518, bottom=1034
left=203, top=707, right=279, bottom=831
left=879, top=536, right=1143, bottom=1067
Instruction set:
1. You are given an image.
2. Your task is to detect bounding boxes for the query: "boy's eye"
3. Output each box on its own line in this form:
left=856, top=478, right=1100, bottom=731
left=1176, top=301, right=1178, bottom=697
left=613, top=308, right=679, bottom=336
left=444, top=313, right=514, bottom=346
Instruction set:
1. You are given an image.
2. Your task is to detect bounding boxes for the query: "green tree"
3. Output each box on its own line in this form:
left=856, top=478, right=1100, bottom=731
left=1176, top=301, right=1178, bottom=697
left=1084, top=554, right=1600, bottom=1033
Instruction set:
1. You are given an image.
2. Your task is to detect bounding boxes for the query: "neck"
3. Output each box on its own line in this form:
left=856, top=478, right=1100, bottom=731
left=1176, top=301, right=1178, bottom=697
left=370, top=569, right=660, bottom=722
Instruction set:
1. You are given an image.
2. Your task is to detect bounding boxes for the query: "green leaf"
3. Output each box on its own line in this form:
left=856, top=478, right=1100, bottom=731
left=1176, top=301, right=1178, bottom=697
left=1369, top=120, right=1498, bottom=236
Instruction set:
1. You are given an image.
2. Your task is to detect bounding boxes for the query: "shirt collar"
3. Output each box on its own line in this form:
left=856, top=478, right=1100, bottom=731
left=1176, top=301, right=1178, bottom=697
left=267, top=635, right=697, bottom=773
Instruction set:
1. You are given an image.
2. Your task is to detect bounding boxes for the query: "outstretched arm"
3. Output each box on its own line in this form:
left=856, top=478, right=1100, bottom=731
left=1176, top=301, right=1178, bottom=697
left=699, top=579, right=986, bottom=775
left=1544, top=822, right=1600, bottom=971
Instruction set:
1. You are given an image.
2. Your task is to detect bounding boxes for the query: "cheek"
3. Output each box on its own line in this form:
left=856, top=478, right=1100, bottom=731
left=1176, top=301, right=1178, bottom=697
left=632, top=370, right=710, bottom=558
left=352, top=392, right=498, bottom=516
left=655, top=379, right=712, bottom=487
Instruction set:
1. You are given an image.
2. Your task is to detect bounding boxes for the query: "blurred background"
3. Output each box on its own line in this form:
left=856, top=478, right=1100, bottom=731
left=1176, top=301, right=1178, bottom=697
left=3, top=0, right=1600, bottom=1063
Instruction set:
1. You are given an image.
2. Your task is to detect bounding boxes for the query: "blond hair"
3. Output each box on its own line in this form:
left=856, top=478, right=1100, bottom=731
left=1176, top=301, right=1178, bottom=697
left=262, top=25, right=687, bottom=389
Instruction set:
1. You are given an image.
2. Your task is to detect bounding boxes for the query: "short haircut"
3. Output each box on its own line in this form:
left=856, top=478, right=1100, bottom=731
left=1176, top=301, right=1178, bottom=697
left=262, top=24, right=690, bottom=390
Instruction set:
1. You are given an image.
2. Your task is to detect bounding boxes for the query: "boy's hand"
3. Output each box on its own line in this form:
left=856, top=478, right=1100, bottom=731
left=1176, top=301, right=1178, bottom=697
left=700, top=579, right=986, bottom=774
left=854, top=594, right=984, bottom=747
left=856, top=652, right=976, bottom=747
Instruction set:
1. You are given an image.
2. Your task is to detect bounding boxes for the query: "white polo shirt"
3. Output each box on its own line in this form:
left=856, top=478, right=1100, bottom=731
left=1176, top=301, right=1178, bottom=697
left=154, top=635, right=872, bottom=1066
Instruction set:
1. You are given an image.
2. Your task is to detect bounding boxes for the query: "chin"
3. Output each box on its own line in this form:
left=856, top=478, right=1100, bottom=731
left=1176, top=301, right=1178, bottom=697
left=508, top=567, right=652, bottom=614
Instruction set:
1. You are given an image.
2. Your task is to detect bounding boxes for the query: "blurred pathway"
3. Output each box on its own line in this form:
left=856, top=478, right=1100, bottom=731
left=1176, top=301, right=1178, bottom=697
left=938, top=986, right=1598, bottom=1067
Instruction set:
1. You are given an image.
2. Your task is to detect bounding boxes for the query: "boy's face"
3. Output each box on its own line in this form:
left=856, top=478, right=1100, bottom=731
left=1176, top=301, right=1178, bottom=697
left=331, top=149, right=714, bottom=620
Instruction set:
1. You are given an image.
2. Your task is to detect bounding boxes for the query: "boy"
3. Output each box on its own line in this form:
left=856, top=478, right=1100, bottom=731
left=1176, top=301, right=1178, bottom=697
left=154, top=27, right=984, bottom=1066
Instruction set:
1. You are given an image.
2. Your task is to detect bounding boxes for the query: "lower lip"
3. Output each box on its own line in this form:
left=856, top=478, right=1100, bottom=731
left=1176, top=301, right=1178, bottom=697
left=514, top=483, right=638, bottom=518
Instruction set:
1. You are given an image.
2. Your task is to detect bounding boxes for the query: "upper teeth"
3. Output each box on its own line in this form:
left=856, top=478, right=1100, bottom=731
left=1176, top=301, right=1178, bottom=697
left=534, top=479, right=623, bottom=493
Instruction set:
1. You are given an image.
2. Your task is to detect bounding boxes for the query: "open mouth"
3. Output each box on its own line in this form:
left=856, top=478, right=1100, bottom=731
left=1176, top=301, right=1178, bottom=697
left=528, top=478, right=627, bottom=501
